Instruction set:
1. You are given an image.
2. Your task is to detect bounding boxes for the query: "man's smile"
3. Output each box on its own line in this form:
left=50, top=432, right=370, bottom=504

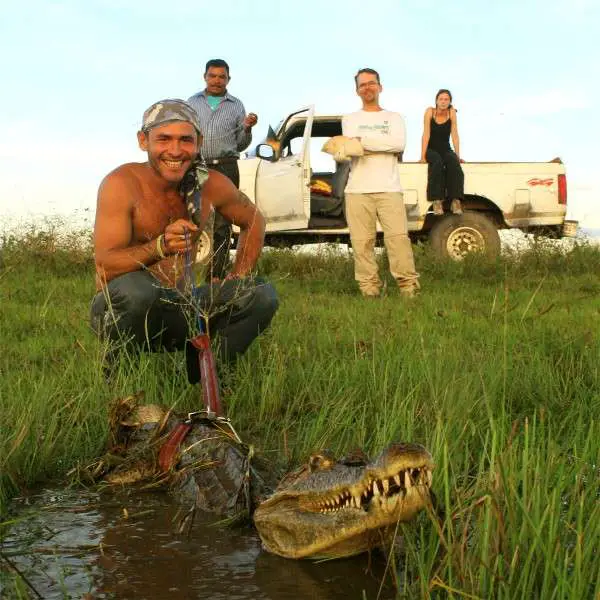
left=162, top=159, right=185, bottom=170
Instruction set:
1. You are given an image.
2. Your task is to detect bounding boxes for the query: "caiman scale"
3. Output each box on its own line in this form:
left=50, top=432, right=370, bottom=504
left=88, top=394, right=434, bottom=560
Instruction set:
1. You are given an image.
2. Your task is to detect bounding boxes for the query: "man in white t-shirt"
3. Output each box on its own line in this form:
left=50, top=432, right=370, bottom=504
left=342, top=68, right=420, bottom=297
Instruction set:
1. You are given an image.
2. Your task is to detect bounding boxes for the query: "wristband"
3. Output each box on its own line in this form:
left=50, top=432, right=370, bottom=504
left=156, top=234, right=167, bottom=259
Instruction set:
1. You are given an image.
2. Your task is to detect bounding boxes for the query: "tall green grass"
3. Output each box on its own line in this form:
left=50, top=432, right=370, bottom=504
left=1, top=230, right=599, bottom=598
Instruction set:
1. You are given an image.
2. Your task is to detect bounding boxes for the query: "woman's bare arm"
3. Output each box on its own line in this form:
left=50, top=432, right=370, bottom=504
left=420, top=107, right=432, bottom=161
left=450, top=108, right=460, bottom=159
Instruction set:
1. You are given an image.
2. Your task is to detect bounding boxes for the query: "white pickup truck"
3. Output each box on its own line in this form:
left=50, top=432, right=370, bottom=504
left=235, top=106, right=576, bottom=260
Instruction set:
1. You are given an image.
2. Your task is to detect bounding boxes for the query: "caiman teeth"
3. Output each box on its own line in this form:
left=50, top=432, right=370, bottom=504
left=394, top=474, right=401, bottom=486
left=372, top=482, right=380, bottom=496
left=404, top=471, right=412, bottom=488
left=382, top=479, right=389, bottom=493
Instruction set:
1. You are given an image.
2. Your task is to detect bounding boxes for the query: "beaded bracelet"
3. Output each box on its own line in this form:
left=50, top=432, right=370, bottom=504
left=156, top=234, right=167, bottom=259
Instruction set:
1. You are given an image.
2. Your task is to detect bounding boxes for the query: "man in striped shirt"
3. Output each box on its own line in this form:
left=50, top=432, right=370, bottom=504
left=188, top=59, right=258, bottom=279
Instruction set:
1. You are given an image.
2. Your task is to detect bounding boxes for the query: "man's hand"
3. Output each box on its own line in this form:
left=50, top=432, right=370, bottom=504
left=163, top=219, right=200, bottom=255
left=243, top=112, right=258, bottom=131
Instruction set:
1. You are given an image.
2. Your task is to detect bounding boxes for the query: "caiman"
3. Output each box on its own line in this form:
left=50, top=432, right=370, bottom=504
left=254, top=444, right=434, bottom=559
left=88, top=394, right=434, bottom=560
left=85, top=392, right=269, bottom=520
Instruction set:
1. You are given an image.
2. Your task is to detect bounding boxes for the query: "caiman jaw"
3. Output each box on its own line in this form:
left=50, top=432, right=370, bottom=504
left=300, top=465, right=433, bottom=514
left=254, top=443, right=434, bottom=559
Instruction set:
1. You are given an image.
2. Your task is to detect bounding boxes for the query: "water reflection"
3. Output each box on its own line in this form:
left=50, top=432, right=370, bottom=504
left=3, top=490, right=395, bottom=599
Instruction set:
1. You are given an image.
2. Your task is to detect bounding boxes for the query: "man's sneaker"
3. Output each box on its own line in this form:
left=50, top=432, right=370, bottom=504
left=432, top=200, right=444, bottom=216
left=361, top=290, right=380, bottom=299
left=451, top=199, right=463, bottom=215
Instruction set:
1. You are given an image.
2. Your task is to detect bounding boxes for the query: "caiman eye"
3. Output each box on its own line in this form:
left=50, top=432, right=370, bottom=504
left=309, top=450, right=336, bottom=472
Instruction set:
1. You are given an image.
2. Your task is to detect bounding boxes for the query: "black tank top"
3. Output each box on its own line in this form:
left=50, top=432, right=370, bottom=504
left=428, top=110, right=452, bottom=154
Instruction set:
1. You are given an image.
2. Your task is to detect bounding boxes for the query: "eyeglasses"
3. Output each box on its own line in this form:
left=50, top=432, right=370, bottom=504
left=358, top=81, right=379, bottom=90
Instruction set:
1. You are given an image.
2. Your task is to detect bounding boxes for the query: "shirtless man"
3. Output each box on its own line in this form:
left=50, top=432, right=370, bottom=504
left=90, top=99, right=278, bottom=373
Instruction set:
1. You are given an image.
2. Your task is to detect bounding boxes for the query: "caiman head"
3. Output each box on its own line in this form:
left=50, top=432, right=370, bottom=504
left=254, top=442, right=433, bottom=560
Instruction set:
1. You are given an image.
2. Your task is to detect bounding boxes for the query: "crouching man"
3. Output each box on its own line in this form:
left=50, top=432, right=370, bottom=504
left=90, top=99, right=278, bottom=372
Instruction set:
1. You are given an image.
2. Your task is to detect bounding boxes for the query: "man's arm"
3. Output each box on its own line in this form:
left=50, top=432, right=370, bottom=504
left=93, top=171, right=162, bottom=284
left=341, top=114, right=355, bottom=138
left=235, top=101, right=253, bottom=152
left=204, top=172, right=265, bottom=278
left=359, top=113, right=406, bottom=153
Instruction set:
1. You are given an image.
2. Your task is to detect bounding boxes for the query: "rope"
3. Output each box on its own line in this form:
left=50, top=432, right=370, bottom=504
left=184, top=230, right=204, bottom=335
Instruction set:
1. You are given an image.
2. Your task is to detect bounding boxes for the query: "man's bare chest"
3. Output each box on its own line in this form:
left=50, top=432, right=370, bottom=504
left=132, top=192, right=187, bottom=241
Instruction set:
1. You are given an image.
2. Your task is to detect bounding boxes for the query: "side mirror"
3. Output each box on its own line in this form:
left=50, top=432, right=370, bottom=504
left=257, top=143, right=276, bottom=162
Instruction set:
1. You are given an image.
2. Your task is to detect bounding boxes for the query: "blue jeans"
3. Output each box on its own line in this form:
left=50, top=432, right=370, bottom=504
left=90, top=271, right=278, bottom=363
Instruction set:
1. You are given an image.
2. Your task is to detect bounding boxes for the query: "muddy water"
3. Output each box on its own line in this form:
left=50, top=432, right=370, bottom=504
left=2, top=489, right=396, bottom=599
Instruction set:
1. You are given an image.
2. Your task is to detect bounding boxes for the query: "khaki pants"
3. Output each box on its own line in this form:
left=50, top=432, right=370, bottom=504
left=345, top=192, right=420, bottom=296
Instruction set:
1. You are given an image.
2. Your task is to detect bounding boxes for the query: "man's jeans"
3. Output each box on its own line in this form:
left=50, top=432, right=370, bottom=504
left=210, top=162, right=240, bottom=280
left=90, top=271, right=278, bottom=363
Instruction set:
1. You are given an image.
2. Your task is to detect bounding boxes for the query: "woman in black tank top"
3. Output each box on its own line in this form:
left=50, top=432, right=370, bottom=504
left=420, top=89, right=464, bottom=215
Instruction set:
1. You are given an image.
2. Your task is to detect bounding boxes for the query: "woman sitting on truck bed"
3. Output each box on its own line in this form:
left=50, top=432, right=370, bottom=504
left=420, top=89, right=464, bottom=216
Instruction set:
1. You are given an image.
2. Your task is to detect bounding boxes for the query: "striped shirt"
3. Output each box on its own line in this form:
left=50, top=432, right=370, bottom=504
left=187, top=90, right=252, bottom=160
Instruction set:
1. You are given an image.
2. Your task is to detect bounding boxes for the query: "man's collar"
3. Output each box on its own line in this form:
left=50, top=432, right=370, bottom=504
left=200, top=90, right=233, bottom=101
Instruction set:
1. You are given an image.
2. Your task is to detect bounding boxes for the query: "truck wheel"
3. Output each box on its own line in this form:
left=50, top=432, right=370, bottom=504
left=429, top=212, right=500, bottom=261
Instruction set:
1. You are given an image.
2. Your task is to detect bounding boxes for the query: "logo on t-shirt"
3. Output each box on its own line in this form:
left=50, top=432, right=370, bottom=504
left=357, top=121, right=390, bottom=135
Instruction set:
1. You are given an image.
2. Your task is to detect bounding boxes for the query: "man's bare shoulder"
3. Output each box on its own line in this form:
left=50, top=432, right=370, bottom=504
left=100, top=162, right=147, bottom=189
left=202, top=168, right=238, bottom=208
left=98, top=163, right=148, bottom=207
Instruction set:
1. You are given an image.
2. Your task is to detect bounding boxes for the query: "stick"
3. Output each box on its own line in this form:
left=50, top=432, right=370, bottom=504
left=0, top=550, right=43, bottom=599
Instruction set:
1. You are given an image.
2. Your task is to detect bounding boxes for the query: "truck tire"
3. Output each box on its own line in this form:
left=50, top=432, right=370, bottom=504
left=429, top=212, right=500, bottom=261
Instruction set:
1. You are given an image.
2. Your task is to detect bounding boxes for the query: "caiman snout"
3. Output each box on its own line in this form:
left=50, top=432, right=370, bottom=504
left=254, top=441, right=434, bottom=559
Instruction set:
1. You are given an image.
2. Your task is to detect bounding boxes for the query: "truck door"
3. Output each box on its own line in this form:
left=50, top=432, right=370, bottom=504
left=255, top=106, right=314, bottom=231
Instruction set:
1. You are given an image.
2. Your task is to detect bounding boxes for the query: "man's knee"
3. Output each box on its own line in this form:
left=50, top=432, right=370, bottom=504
left=252, top=280, right=279, bottom=325
left=350, top=236, right=377, bottom=253
left=107, top=272, right=161, bottom=313
left=90, top=271, right=162, bottom=335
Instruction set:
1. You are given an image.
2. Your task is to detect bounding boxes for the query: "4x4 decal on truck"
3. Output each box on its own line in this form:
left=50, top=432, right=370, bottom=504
left=527, top=178, right=553, bottom=186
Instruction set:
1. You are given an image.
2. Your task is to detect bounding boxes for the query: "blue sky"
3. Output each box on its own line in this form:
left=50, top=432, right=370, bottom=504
left=1, top=0, right=598, bottom=230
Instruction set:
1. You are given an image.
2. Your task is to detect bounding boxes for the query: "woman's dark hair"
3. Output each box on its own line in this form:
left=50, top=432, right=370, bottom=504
left=435, top=89, right=453, bottom=109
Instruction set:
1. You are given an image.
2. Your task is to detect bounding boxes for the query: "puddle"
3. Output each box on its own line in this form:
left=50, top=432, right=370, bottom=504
left=1, top=489, right=396, bottom=599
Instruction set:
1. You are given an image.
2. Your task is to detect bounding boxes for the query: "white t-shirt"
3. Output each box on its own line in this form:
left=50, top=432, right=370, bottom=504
left=341, top=109, right=406, bottom=194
